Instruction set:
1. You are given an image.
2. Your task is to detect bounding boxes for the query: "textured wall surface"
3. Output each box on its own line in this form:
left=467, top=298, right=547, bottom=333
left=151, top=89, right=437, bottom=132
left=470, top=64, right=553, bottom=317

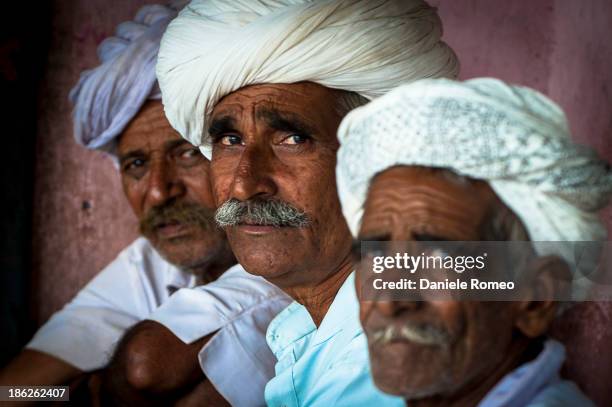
left=31, top=0, right=160, bottom=325
left=434, top=0, right=612, bottom=231
left=431, top=2, right=612, bottom=404
left=31, top=0, right=611, bottom=404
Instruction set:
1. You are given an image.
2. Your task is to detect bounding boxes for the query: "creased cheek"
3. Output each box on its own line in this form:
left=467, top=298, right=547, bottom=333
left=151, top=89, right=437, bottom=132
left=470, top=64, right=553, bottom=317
left=210, top=171, right=232, bottom=205
left=122, top=188, right=144, bottom=218
left=213, top=158, right=249, bottom=203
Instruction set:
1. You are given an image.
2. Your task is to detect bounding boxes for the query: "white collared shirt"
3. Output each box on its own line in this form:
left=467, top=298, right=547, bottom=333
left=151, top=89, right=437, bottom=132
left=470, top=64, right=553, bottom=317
left=27, top=237, right=290, bottom=406
left=150, top=267, right=291, bottom=406
left=27, top=238, right=195, bottom=370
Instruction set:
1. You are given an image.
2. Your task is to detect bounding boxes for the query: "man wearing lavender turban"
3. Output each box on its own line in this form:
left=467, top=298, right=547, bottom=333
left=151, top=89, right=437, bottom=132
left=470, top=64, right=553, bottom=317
left=336, top=78, right=610, bottom=406
left=0, top=3, right=291, bottom=406
left=153, top=0, right=458, bottom=405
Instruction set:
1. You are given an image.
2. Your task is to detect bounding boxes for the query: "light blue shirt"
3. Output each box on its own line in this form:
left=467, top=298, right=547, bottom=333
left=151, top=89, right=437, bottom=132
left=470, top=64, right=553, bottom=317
left=265, top=272, right=405, bottom=407
left=479, top=339, right=593, bottom=407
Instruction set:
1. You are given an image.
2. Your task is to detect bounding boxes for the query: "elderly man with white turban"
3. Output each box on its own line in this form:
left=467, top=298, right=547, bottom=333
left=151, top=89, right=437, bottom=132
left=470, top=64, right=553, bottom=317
left=0, top=3, right=291, bottom=406
left=139, top=0, right=458, bottom=405
left=336, top=78, right=610, bottom=406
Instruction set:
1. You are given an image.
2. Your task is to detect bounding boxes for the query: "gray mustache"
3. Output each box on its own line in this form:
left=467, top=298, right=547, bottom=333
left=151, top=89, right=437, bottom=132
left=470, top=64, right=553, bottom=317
left=215, top=198, right=310, bottom=228
left=369, top=323, right=450, bottom=347
left=139, top=201, right=216, bottom=238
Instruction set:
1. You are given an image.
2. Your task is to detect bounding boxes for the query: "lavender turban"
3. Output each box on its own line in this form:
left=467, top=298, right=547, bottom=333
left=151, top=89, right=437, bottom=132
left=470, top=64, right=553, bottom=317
left=69, top=2, right=187, bottom=154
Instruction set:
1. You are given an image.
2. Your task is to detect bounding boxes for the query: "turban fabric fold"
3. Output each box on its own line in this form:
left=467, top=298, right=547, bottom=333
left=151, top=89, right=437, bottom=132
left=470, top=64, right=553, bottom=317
left=336, top=78, right=612, bottom=299
left=156, top=0, right=459, bottom=158
left=70, top=2, right=187, bottom=153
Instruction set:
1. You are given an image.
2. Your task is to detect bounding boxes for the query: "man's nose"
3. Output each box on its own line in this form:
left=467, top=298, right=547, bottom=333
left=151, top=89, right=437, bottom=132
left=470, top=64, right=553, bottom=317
left=145, top=159, right=186, bottom=209
left=373, top=299, right=421, bottom=317
left=229, top=145, right=278, bottom=201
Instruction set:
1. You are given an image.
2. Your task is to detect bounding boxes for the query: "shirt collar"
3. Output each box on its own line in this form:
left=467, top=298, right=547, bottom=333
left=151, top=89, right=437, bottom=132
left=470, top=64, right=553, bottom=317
left=479, top=339, right=565, bottom=407
left=266, top=271, right=361, bottom=356
left=267, top=302, right=316, bottom=357
left=165, top=263, right=197, bottom=295
left=312, top=271, right=361, bottom=345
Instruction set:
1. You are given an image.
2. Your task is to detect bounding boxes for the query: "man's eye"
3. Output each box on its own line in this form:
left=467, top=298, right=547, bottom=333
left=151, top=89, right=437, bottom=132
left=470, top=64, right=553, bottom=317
left=179, top=148, right=200, bottom=159
left=216, top=135, right=243, bottom=146
left=281, top=134, right=310, bottom=145
left=124, top=158, right=145, bottom=171
left=121, top=158, right=147, bottom=179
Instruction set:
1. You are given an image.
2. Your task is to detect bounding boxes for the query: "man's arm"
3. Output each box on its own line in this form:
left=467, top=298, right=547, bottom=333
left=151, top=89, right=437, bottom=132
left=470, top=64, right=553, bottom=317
left=0, top=350, right=82, bottom=407
left=0, top=349, right=81, bottom=386
left=100, top=320, right=226, bottom=406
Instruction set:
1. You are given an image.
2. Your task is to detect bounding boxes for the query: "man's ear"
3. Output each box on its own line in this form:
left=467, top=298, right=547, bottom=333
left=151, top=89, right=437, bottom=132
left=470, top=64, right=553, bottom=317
left=514, top=256, right=571, bottom=338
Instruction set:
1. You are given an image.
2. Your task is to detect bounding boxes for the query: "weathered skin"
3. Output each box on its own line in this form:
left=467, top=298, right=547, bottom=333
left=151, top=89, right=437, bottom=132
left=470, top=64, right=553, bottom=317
left=357, top=166, right=564, bottom=407
left=209, top=82, right=354, bottom=325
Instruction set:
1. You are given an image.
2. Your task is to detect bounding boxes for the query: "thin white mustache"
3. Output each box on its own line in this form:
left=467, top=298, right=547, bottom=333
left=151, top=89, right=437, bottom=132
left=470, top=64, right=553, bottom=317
left=369, top=324, right=449, bottom=346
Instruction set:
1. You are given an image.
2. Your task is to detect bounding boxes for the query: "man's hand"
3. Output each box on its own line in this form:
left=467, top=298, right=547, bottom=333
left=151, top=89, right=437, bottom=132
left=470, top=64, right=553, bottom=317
left=100, top=320, right=223, bottom=406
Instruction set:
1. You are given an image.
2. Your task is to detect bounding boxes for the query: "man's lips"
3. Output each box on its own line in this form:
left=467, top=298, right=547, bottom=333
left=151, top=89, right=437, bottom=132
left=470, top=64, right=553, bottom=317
left=234, top=223, right=288, bottom=235
left=155, top=221, right=192, bottom=239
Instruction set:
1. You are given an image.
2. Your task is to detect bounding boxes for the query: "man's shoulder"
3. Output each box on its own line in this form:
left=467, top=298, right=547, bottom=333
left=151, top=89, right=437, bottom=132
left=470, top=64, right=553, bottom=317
left=149, top=264, right=291, bottom=344
left=75, top=237, right=190, bottom=310
left=210, top=263, right=288, bottom=300
left=155, top=263, right=291, bottom=326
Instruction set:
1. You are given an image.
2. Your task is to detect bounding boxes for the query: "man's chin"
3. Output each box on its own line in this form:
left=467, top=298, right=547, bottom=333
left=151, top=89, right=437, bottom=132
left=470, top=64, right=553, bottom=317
left=232, top=243, right=300, bottom=281
left=147, top=232, right=194, bottom=251
left=372, top=365, right=445, bottom=401
left=146, top=233, right=210, bottom=267
left=369, top=343, right=449, bottom=396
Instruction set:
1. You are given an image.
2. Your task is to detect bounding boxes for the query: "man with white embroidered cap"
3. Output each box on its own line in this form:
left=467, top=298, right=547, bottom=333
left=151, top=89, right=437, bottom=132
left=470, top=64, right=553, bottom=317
left=0, top=3, right=290, bottom=406
left=152, top=0, right=458, bottom=405
left=335, top=78, right=610, bottom=406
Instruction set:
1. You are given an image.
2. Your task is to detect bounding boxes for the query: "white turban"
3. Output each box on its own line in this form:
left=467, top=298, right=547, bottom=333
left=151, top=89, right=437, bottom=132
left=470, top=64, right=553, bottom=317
left=337, top=78, right=612, bottom=299
left=156, top=0, right=459, bottom=158
left=70, top=2, right=186, bottom=153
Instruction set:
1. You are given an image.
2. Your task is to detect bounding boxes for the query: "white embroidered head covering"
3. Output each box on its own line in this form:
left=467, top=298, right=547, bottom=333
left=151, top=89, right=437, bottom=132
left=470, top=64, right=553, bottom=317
left=156, top=0, right=459, bottom=158
left=70, top=2, right=187, bottom=154
left=337, top=78, right=612, bottom=299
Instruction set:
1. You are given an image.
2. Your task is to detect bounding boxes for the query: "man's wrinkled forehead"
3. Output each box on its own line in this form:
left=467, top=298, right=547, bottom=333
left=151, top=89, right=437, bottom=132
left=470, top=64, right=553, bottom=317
left=360, top=166, right=501, bottom=239
left=117, top=101, right=187, bottom=156
left=122, top=100, right=168, bottom=133
left=208, top=82, right=341, bottom=133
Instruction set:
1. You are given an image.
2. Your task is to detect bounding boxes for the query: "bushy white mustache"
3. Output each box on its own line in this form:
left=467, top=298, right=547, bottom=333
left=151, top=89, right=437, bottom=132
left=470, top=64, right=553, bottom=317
left=215, top=198, right=310, bottom=228
left=369, top=323, right=449, bottom=346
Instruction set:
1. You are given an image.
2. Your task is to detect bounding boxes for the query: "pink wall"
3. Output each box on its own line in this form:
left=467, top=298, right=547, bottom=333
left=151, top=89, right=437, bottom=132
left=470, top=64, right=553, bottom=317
left=32, top=0, right=611, bottom=404
left=433, top=0, right=612, bottom=231
left=32, top=0, right=160, bottom=325
left=432, top=2, right=612, bottom=404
